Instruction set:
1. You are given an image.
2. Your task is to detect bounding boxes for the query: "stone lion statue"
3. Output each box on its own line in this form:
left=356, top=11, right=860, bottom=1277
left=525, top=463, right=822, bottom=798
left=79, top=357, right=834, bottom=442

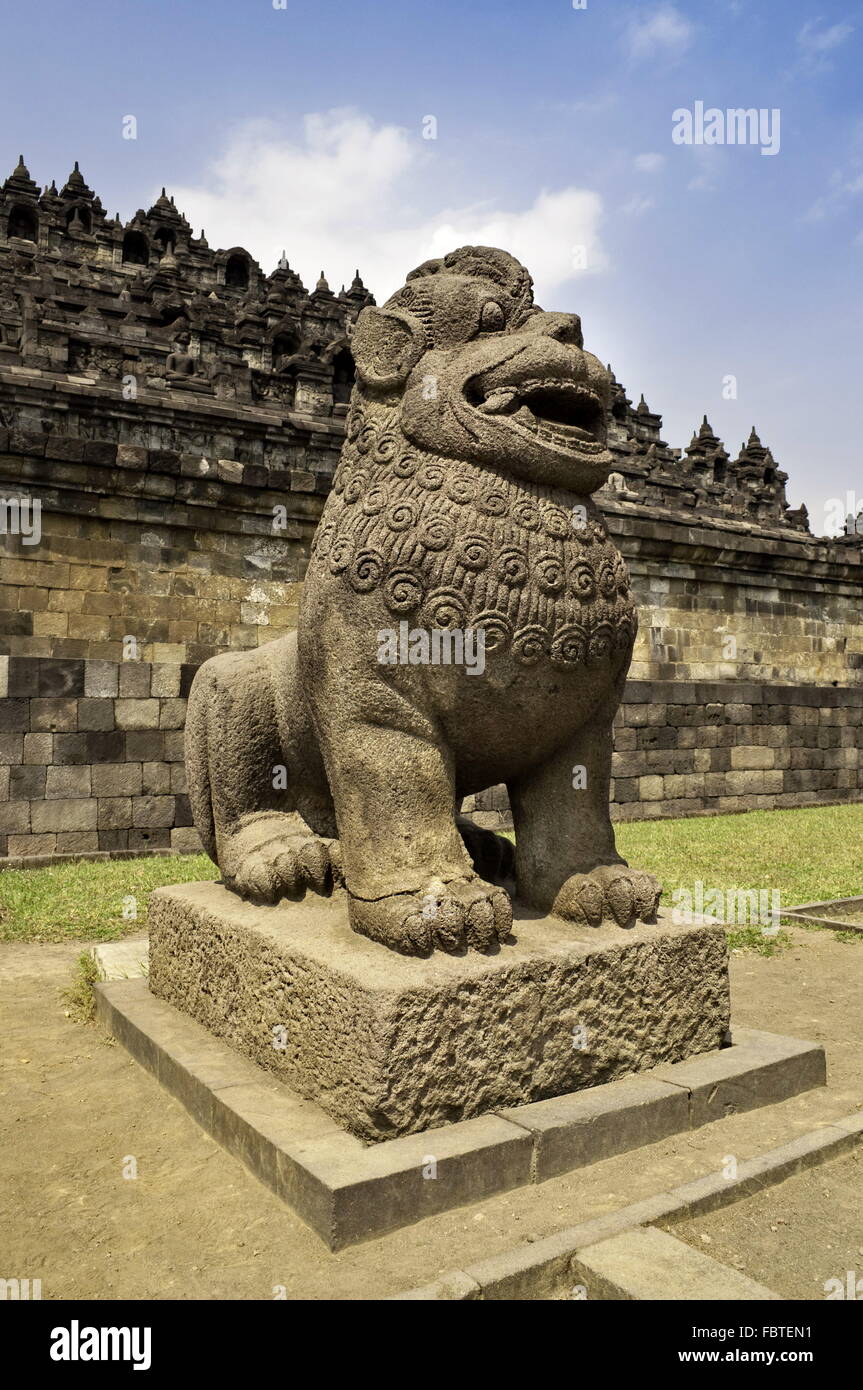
left=186, top=246, right=662, bottom=953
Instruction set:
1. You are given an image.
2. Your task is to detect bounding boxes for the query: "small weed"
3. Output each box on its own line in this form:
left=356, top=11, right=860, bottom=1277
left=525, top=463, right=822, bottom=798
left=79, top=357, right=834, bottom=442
left=62, top=951, right=101, bottom=1024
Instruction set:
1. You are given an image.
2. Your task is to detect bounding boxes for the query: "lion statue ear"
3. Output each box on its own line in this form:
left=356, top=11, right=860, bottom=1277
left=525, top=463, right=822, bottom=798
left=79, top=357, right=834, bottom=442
left=351, top=306, right=425, bottom=392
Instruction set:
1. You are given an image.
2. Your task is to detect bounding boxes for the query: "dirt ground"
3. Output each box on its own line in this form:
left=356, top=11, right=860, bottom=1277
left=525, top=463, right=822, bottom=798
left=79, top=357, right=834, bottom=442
left=666, top=1149, right=863, bottom=1301
left=1, top=926, right=861, bottom=1301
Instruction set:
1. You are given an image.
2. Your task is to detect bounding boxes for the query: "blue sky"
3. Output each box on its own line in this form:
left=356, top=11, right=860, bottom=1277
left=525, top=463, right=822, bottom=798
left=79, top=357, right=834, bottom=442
left=2, top=0, right=862, bottom=530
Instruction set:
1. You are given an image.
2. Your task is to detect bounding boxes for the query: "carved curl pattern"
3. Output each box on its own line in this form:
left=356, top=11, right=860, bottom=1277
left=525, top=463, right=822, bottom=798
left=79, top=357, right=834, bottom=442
left=476, top=488, right=508, bottom=517
left=536, top=553, right=566, bottom=596
left=392, top=453, right=419, bottom=478
left=424, top=587, right=468, bottom=630
left=587, top=620, right=616, bottom=664
left=569, top=560, right=597, bottom=601
left=348, top=549, right=385, bottom=593
left=456, top=534, right=492, bottom=571
left=416, top=461, right=445, bottom=490
left=542, top=505, right=572, bottom=539
left=445, top=474, right=477, bottom=505
left=472, top=610, right=512, bottom=651
left=385, top=500, right=416, bottom=532
left=494, top=547, right=529, bottom=587
left=383, top=569, right=424, bottom=614
left=511, top=624, right=549, bottom=666
left=319, top=405, right=637, bottom=672
left=329, top=537, right=353, bottom=573
left=550, top=622, right=588, bottom=669
left=512, top=499, right=541, bottom=531
left=418, top=514, right=456, bottom=551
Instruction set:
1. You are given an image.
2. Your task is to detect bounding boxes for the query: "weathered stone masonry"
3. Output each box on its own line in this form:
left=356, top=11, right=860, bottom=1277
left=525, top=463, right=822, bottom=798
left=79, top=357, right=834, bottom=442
left=1, top=159, right=861, bottom=860
left=0, top=655, right=195, bottom=859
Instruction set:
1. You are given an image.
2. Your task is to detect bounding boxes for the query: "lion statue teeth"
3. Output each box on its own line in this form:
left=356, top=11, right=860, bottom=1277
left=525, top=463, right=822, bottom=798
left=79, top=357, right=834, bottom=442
left=184, top=246, right=662, bottom=954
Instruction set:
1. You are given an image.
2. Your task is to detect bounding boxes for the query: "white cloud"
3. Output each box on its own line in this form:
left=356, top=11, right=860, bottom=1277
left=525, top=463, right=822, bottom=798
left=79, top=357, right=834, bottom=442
left=550, top=91, right=620, bottom=118
left=683, top=143, right=725, bottom=195
left=625, top=4, right=694, bottom=62
left=167, top=109, right=608, bottom=304
left=621, top=195, right=655, bottom=217
left=798, top=18, right=854, bottom=56
left=804, top=163, right=863, bottom=221
left=635, top=152, right=666, bottom=173
left=425, top=189, right=609, bottom=292
left=795, top=18, right=855, bottom=73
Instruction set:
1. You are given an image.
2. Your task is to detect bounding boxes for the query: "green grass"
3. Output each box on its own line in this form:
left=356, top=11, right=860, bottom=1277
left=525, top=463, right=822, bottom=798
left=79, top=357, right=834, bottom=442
left=0, top=853, right=217, bottom=944
left=615, top=803, right=863, bottom=908
left=615, top=803, right=863, bottom=954
left=0, top=803, right=861, bottom=946
left=724, top=926, right=794, bottom=957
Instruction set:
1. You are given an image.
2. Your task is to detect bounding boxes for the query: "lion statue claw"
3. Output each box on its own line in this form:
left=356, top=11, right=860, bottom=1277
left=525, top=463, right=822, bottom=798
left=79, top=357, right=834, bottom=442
left=185, top=246, right=661, bottom=953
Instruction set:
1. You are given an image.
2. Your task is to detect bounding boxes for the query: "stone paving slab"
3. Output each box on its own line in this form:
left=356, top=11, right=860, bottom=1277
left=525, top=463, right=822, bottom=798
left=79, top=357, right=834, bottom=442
left=784, top=896, right=863, bottom=933
left=569, top=1227, right=781, bottom=1301
left=391, top=1113, right=863, bottom=1298
left=90, top=937, right=149, bottom=981
left=95, top=978, right=532, bottom=1250
left=500, top=1075, right=689, bottom=1181
left=95, top=976, right=826, bottom=1251
left=652, top=1025, right=827, bottom=1126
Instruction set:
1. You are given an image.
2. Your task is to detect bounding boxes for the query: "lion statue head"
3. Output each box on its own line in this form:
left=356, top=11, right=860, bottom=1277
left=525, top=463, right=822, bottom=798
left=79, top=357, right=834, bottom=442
left=348, top=245, right=613, bottom=496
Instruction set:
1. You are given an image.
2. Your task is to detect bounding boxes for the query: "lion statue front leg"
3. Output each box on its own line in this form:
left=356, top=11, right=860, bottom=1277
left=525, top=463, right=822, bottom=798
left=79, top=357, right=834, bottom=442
left=509, top=698, right=662, bottom=930
left=300, top=617, right=512, bottom=955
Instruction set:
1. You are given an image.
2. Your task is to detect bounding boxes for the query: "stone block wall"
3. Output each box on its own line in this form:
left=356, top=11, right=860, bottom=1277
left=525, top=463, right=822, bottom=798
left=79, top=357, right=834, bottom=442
left=464, top=679, right=863, bottom=830
left=609, top=505, right=863, bottom=688
left=17, top=664, right=861, bottom=863
left=610, top=681, right=863, bottom=820
left=4, top=182, right=860, bottom=868
left=0, top=655, right=199, bottom=862
left=0, top=426, right=331, bottom=668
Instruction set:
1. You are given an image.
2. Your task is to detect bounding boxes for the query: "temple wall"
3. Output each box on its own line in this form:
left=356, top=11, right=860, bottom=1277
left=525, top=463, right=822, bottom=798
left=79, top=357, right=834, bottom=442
left=465, top=679, right=863, bottom=832
left=0, top=421, right=332, bottom=667
left=3, top=665, right=861, bottom=865
left=0, top=656, right=196, bottom=861
left=614, top=507, right=863, bottom=686
left=3, top=452, right=863, bottom=864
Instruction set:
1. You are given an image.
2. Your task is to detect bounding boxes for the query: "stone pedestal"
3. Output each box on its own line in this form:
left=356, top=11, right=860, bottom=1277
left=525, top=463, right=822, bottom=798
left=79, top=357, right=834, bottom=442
left=148, top=881, right=731, bottom=1142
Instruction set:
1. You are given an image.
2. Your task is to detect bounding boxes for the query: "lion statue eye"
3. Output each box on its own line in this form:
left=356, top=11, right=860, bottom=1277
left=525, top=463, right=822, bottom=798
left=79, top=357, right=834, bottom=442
left=479, top=301, right=506, bottom=333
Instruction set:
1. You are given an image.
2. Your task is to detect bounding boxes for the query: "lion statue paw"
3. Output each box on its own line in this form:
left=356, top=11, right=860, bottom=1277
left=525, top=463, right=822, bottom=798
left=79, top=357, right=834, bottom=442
left=553, top=864, right=662, bottom=929
left=348, top=877, right=513, bottom=956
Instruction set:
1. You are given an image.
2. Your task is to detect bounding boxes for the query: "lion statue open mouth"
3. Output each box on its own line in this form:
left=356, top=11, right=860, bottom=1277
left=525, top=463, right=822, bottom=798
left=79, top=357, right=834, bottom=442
left=184, top=246, right=662, bottom=954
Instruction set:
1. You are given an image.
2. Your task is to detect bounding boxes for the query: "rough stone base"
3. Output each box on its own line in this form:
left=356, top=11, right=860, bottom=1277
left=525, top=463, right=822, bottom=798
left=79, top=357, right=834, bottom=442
left=148, top=880, right=731, bottom=1142
left=94, top=975, right=826, bottom=1250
